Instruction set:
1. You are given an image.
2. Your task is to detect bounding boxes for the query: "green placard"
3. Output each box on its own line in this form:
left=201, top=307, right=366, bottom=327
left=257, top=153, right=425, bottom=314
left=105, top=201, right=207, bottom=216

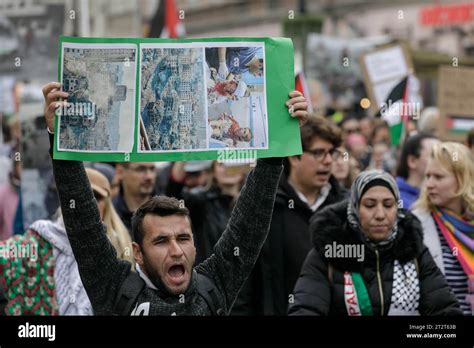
left=54, top=36, right=301, bottom=162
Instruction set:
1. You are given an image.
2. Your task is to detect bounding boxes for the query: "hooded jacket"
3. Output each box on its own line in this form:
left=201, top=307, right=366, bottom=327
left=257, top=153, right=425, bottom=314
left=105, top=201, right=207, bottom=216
left=288, top=200, right=461, bottom=316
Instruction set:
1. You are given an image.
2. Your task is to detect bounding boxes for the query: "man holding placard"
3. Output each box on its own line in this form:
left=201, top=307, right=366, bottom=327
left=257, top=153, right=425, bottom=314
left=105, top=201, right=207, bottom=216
left=42, top=81, right=308, bottom=315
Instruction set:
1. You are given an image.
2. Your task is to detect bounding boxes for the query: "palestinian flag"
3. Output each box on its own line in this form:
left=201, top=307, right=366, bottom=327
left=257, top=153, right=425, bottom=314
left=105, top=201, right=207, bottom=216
left=148, top=0, right=185, bottom=38
left=295, top=71, right=314, bottom=113
left=375, top=76, right=409, bottom=146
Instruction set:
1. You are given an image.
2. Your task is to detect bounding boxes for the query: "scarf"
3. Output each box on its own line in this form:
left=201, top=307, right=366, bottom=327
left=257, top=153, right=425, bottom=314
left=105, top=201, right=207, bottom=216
left=432, top=208, right=474, bottom=277
left=31, top=219, right=93, bottom=315
left=344, top=260, right=420, bottom=316
left=347, top=170, right=405, bottom=248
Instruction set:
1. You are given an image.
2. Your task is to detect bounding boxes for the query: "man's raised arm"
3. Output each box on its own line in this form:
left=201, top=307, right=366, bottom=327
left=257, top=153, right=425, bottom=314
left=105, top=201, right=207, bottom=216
left=43, top=82, right=130, bottom=315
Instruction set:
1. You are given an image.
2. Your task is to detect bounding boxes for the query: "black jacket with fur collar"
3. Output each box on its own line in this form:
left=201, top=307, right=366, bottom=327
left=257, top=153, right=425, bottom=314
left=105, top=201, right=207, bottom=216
left=288, top=200, right=462, bottom=316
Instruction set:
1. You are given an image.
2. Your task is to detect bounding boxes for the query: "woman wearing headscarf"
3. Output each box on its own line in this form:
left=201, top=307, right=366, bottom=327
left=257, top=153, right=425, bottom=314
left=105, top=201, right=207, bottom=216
left=288, top=170, right=461, bottom=316
left=413, top=142, right=473, bottom=316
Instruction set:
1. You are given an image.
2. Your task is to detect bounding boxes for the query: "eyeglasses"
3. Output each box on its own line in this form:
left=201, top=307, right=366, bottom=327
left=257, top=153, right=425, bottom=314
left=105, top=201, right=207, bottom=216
left=304, top=148, right=342, bottom=161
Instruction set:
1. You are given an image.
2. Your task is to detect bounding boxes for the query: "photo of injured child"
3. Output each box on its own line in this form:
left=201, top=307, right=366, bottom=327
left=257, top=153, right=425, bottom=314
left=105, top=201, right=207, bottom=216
left=209, top=111, right=252, bottom=147
left=206, top=72, right=249, bottom=106
left=207, top=94, right=267, bottom=149
left=205, top=43, right=267, bottom=149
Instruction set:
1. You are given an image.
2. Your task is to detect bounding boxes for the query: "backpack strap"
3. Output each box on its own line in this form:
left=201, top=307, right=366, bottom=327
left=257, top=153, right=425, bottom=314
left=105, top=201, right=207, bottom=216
left=196, top=272, right=225, bottom=316
left=114, top=271, right=146, bottom=315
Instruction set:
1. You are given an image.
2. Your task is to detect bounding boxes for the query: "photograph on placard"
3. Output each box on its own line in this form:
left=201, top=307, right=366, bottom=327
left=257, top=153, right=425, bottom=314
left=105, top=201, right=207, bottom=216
left=139, top=45, right=207, bottom=152
left=58, top=43, right=137, bottom=153
left=205, top=43, right=268, bottom=149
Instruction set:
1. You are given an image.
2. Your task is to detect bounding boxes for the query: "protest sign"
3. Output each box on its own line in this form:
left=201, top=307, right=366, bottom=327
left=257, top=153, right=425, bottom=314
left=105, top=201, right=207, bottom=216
left=360, top=43, right=420, bottom=145
left=360, top=44, right=414, bottom=111
left=54, top=36, right=301, bottom=162
left=438, top=65, right=474, bottom=142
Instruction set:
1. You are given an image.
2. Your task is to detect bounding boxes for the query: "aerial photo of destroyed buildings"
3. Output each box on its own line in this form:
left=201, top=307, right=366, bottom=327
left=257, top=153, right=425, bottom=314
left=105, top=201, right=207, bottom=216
left=139, top=46, right=207, bottom=151
left=59, top=45, right=136, bottom=152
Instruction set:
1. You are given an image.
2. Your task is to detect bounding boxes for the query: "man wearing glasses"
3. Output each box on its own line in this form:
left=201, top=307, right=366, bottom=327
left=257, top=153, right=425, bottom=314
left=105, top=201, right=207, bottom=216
left=245, top=116, right=348, bottom=315
left=113, top=163, right=157, bottom=236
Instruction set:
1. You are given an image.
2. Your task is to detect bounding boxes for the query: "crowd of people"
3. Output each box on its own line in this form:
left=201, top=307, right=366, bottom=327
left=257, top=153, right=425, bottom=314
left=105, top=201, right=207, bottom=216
left=0, top=80, right=473, bottom=316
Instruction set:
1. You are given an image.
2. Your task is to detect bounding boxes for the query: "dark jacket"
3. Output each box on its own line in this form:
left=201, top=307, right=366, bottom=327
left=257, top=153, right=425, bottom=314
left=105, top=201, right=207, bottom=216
left=288, top=200, right=462, bottom=316
left=113, top=183, right=157, bottom=238
left=112, top=191, right=134, bottom=235
left=50, top=134, right=282, bottom=315
left=249, top=174, right=348, bottom=315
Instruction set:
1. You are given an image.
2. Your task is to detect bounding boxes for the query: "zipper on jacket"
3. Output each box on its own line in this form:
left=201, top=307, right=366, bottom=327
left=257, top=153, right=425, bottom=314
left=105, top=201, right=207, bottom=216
left=375, top=248, right=384, bottom=315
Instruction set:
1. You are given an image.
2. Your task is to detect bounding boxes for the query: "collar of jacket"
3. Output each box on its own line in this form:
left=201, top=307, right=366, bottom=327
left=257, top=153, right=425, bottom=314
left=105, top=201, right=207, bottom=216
left=310, top=200, right=423, bottom=272
left=136, top=263, right=198, bottom=299
left=276, top=173, right=345, bottom=210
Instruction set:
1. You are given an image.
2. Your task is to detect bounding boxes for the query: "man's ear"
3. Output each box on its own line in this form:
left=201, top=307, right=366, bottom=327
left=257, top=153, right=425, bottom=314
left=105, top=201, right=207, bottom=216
left=407, top=154, right=418, bottom=171
left=132, top=242, right=144, bottom=267
left=287, top=155, right=301, bottom=169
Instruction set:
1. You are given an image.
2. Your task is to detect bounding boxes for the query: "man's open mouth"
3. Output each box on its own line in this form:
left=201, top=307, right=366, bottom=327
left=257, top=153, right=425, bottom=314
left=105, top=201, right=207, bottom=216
left=168, top=264, right=185, bottom=277
left=167, top=264, right=186, bottom=285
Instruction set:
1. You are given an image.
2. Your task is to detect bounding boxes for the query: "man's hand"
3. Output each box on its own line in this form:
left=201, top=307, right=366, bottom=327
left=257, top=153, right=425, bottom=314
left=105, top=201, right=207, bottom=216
left=42, top=82, right=69, bottom=133
left=286, top=91, right=309, bottom=127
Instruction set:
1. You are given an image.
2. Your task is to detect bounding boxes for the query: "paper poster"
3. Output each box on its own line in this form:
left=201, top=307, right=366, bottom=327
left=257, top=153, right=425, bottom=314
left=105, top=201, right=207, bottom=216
left=58, top=43, right=137, bottom=153
left=360, top=44, right=413, bottom=109
left=54, top=36, right=300, bottom=162
left=438, top=65, right=474, bottom=141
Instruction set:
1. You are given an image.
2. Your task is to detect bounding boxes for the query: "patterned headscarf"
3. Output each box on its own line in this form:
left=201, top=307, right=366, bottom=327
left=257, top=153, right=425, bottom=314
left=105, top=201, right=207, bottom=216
left=347, top=170, right=405, bottom=247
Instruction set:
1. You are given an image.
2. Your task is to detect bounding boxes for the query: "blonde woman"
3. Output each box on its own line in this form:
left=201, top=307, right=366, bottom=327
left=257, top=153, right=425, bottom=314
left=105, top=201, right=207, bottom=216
left=413, top=142, right=474, bottom=315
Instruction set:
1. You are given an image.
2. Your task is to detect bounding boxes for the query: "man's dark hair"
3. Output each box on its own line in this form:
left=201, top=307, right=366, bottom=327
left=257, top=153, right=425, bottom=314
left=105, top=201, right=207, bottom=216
left=132, top=195, right=190, bottom=245
left=284, top=116, right=342, bottom=176
left=396, top=132, right=437, bottom=179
